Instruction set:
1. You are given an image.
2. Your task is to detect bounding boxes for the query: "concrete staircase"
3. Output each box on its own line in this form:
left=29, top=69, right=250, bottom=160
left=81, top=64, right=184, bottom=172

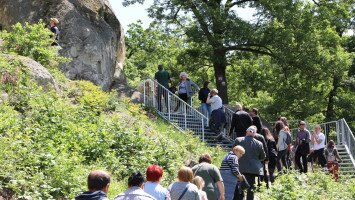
left=336, top=145, right=355, bottom=177
left=160, top=112, right=234, bottom=149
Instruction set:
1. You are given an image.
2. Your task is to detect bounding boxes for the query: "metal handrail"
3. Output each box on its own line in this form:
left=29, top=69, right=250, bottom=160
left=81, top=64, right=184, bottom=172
left=223, top=106, right=235, bottom=139
left=339, top=118, right=355, bottom=169
left=142, top=79, right=208, bottom=141
left=289, top=119, right=355, bottom=170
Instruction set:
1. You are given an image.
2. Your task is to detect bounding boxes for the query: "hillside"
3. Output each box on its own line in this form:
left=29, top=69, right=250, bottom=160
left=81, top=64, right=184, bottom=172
left=0, top=23, right=225, bottom=199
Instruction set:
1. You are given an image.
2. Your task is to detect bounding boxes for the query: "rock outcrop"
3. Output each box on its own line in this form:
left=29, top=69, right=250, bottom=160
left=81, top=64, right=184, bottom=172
left=0, top=0, right=126, bottom=90
left=2, top=54, right=59, bottom=91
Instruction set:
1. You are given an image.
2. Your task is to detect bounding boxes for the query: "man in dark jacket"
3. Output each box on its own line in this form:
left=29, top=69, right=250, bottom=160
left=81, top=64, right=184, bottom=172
left=234, top=126, right=266, bottom=200
left=250, top=108, right=263, bottom=133
left=229, top=104, right=253, bottom=138
left=154, top=64, right=170, bottom=112
left=75, top=170, right=110, bottom=200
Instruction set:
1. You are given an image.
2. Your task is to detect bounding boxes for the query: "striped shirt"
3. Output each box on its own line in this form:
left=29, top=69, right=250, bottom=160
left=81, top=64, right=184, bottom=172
left=220, top=151, right=240, bottom=175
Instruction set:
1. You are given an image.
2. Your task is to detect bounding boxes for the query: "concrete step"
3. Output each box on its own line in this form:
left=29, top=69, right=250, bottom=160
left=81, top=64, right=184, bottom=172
left=339, top=159, right=352, bottom=162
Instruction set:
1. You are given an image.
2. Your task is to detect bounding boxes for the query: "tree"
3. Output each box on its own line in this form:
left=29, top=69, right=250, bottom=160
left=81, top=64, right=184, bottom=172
left=124, top=21, right=185, bottom=86
left=124, top=0, right=275, bottom=103
left=123, top=0, right=354, bottom=124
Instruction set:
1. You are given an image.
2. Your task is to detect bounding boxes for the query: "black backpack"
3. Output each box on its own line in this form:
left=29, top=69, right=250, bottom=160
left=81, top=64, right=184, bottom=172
left=285, top=132, right=292, bottom=145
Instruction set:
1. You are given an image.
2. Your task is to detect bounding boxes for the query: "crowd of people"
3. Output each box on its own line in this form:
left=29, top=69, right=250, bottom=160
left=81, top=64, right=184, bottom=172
left=74, top=122, right=342, bottom=200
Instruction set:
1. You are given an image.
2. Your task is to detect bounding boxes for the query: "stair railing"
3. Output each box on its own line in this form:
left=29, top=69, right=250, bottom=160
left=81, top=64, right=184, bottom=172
left=223, top=106, right=235, bottom=140
left=142, top=79, right=208, bottom=141
left=338, top=118, right=355, bottom=169
left=294, top=119, right=355, bottom=171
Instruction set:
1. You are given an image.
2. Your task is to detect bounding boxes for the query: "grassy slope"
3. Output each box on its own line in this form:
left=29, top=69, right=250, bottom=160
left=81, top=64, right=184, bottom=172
left=0, top=58, right=225, bottom=199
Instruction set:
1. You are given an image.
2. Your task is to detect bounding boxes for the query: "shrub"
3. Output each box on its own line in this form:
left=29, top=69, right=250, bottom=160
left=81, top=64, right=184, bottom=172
left=1, top=21, right=69, bottom=66
left=257, top=170, right=355, bottom=200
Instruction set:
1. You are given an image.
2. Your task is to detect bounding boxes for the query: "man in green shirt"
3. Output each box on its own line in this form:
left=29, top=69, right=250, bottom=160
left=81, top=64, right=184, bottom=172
left=192, top=154, right=225, bottom=200
left=154, top=64, right=170, bottom=112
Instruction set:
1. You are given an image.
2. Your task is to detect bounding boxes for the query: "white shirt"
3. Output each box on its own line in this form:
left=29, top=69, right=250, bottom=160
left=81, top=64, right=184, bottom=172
left=208, top=95, right=223, bottom=111
left=114, top=186, right=156, bottom=200
left=313, top=132, right=325, bottom=150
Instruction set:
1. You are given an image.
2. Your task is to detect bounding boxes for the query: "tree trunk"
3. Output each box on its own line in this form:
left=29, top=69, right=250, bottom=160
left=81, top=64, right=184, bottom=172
left=212, top=49, right=229, bottom=104
left=326, top=75, right=340, bottom=121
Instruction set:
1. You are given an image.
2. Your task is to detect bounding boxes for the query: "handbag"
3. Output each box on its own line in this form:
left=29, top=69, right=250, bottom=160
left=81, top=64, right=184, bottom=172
left=238, top=175, right=250, bottom=190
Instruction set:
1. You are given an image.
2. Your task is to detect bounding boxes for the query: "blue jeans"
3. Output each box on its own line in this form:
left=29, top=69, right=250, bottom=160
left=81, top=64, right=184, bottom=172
left=201, top=103, right=211, bottom=126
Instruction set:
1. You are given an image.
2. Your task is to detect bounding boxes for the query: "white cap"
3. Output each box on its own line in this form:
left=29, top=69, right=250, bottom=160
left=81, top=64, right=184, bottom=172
left=246, top=126, right=257, bottom=134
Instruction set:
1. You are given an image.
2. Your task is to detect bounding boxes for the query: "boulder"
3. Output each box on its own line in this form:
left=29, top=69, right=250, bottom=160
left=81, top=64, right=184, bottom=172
left=0, top=0, right=126, bottom=91
left=2, top=54, right=59, bottom=91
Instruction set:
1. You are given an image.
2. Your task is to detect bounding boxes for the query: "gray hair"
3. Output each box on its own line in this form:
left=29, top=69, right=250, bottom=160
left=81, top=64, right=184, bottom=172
left=180, top=72, right=188, bottom=78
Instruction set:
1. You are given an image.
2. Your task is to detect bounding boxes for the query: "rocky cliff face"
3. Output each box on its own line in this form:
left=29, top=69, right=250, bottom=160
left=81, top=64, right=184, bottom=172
left=0, top=0, right=126, bottom=90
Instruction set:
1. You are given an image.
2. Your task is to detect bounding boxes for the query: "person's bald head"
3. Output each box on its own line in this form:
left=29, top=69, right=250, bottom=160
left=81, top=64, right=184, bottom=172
left=88, top=170, right=110, bottom=193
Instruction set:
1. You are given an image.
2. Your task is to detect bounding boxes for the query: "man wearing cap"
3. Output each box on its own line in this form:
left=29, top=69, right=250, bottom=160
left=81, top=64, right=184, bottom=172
left=233, top=126, right=266, bottom=200
left=295, top=121, right=311, bottom=173
left=50, top=18, right=60, bottom=46
left=154, top=64, right=170, bottom=112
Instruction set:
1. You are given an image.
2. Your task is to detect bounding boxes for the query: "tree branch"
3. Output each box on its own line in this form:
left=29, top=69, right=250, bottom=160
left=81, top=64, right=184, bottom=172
left=311, top=0, right=320, bottom=6
left=171, top=6, right=181, bottom=24
left=189, top=2, right=216, bottom=47
left=225, top=0, right=257, bottom=12
left=225, top=45, right=273, bottom=56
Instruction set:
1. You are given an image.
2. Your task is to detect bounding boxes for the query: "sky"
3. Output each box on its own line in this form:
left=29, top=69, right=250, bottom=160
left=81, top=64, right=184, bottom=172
left=108, top=0, right=256, bottom=32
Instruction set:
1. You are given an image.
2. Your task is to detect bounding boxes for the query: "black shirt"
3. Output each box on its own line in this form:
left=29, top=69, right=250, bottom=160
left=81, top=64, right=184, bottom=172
left=252, top=116, right=263, bottom=133
left=198, top=88, right=210, bottom=103
left=50, top=26, right=60, bottom=46
left=229, top=110, right=253, bottom=137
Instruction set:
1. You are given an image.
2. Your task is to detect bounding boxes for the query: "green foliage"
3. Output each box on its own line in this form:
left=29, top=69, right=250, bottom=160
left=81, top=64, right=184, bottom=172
left=124, top=21, right=185, bottom=87
left=1, top=21, right=69, bottom=66
left=257, top=170, right=355, bottom=200
left=0, top=57, right=26, bottom=93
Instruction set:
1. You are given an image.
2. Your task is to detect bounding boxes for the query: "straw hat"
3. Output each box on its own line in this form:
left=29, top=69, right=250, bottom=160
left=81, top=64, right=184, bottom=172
left=50, top=18, right=59, bottom=24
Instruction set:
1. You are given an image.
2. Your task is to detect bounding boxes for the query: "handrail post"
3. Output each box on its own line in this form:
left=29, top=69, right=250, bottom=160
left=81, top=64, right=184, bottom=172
left=184, top=104, right=187, bottom=130
left=348, top=119, right=351, bottom=148
left=341, top=119, right=347, bottom=145
left=202, top=116, right=205, bottom=142
left=336, top=120, right=340, bottom=145
left=143, top=80, right=146, bottom=106
left=152, top=81, right=156, bottom=108
left=168, top=91, right=171, bottom=120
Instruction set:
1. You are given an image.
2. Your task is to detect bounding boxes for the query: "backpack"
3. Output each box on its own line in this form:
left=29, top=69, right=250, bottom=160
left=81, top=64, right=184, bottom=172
left=285, top=132, right=292, bottom=145
left=327, top=149, right=336, bottom=162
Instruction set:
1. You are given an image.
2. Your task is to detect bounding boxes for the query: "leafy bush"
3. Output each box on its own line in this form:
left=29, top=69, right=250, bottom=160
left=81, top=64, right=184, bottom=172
left=1, top=21, right=69, bottom=66
left=257, top=170, right=355, bottom=200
